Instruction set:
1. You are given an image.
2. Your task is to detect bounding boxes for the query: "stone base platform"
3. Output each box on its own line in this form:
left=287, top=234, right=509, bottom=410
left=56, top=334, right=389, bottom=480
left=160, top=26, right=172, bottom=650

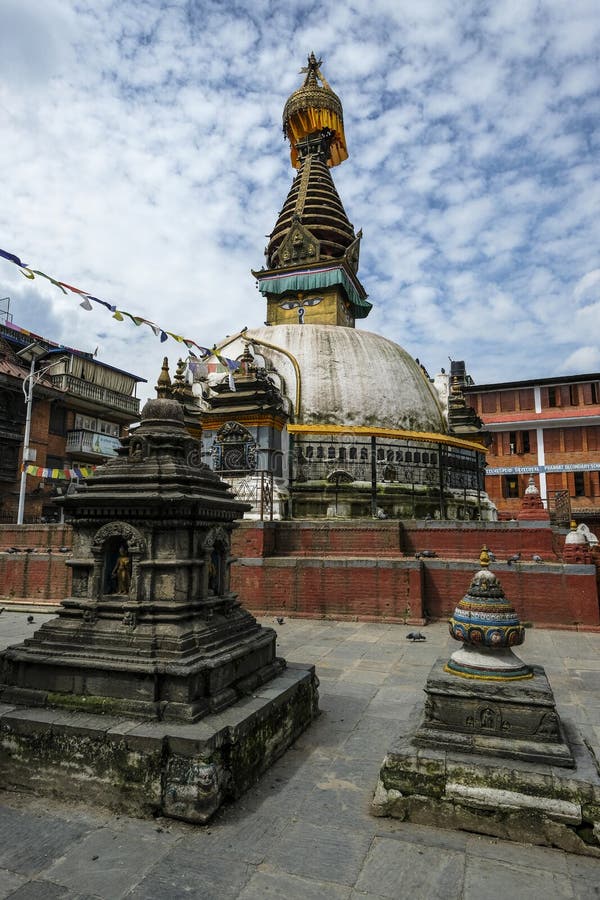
left=414, top=658, right=575, bottom=767
left=0, top=663, right=318, bottom=824
left=372, top=705, right=600, bottom=857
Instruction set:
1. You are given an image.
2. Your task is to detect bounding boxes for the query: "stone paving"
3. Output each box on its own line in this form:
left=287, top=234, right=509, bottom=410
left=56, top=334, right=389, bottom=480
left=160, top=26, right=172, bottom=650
left=1, top=610, right=600, bottom=898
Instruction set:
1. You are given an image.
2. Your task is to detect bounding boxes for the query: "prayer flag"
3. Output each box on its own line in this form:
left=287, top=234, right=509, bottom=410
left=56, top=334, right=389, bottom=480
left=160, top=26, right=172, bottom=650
left=0, top=248, right=28, bottom=267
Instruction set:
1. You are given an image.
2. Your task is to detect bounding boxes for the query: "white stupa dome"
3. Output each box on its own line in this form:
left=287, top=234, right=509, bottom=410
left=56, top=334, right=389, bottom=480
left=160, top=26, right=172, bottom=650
left=242, top=324, right=445, bottom=433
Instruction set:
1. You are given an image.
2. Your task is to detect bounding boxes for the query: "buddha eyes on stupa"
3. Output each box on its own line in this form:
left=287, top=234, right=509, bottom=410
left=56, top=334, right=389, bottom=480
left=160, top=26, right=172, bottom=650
left=279, top=297, right=323, bottom=310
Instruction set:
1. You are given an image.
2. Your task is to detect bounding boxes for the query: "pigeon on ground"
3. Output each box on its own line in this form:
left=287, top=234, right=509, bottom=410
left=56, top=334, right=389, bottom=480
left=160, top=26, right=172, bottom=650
left=58, top=547, right=70, bottom=553
left=507, top=553, right=521, bottom=566
left=532, top=554, right=543, bottom=563
left=7, top=547, right=19, bottom=554
left=27, top=615, right=35, bottom=624
left=415, top=550, right=437, bottom=559
left=0, top=608, right=5, bottom=615
left=406, top=632, right=426, bottom=642
left=276, top=616, right=285, bottom=625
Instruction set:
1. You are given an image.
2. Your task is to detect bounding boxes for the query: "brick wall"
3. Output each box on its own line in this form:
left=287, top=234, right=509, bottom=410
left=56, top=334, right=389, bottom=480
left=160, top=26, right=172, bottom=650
left=2, top=520, right=599, bottom=628
left=0, top=524, right=72, bottom=605
left=231, top=520, right=600, bottom=629
left=230, top=558, right=424, bottom=623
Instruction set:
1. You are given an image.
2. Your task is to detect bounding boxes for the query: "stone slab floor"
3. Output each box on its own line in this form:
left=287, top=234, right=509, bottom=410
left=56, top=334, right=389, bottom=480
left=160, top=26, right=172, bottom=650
left=1, top=611, right=600, bottom=899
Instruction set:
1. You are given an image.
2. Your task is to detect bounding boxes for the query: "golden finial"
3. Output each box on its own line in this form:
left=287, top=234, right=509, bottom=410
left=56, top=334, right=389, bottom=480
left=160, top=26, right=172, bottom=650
left=570, top=519, right=577, bottom=530
left=479, top=545, right=490, bottom=568
left=283, top=53, right=348, bottom=169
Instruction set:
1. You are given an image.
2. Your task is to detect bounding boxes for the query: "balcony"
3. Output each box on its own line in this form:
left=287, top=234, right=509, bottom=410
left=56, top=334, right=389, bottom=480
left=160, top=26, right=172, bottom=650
left=65, top=429, right=122, bottom=458
left=50, top=373, right=140, bottom=417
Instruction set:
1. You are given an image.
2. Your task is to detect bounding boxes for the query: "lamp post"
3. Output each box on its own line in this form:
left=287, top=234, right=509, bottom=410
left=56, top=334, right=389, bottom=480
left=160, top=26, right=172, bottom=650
left=15, top=342, right=58, bottom=525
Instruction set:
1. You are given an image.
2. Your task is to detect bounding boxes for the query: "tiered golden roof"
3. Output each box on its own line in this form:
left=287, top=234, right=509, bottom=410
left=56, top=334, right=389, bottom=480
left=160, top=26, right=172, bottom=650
left=266, top=152, right=359, bottom=269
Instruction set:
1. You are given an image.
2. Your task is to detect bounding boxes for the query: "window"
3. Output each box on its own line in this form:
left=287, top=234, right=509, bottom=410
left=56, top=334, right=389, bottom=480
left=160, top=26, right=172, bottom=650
left=386, top=449, right=394, bottom=462
left=569, top=384, right=579, bottom=406
left=413, top=451, right=421, bottom=463
left=360, top=447, right=368, bottom=460
left=349, top=446, right=357, bottom=460
left=482, top=393, right=497, bottom=414
left=316, top=446, right=324, bottom=459
left=564, top=427, right=583, bottom=452
left=405, top=451, right=412, bottom=463
left=543, top=429, right=561, bottom=453
left=504, top=475, right=519, bottom=498
left=328, top=446, right=336, bottom=460
left=587, top=426, right=599, bottom=452
left=518, top=389, right=534, bottom=410
left=49, top=404, right=66, bottom=435
left=338, top=447, right=346, bottom=461
left=546, top=472, right=564, bottom=493
left=574, top=472, right=585, bottom=497
left=98, top=419, right=120, bottom=437
left=395, top=450, right=403, bottom=462
left=593, top=383, right=599, bottom=404
left=547, top=387, right=557, bottom=408
left=500, top=392, right=516, bottom=412
left=305, top=445, right=313, bottom=458
left=509, top=432, right=517, bottom=454
left=75, top=414, right=97, bottom=431
left=522, top=432, right=530, bottom=454
left=377, top=448, right=384, bottom=461
left=422, top=452, right=429, bottom=464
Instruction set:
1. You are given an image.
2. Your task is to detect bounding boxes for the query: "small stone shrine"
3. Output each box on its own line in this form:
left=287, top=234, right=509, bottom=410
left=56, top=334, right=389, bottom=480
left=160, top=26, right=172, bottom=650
left=0, top=360, right=318, bottom=822
left=372, top=547, right=600, bottom=855
left=516, top=475, right=550, bottom=522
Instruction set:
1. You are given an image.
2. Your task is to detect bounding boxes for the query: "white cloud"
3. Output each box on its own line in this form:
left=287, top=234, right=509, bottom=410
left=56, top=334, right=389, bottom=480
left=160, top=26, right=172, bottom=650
left=561, top=346, right=600, bottom=373
left=0, top=0, right=598, bottom=400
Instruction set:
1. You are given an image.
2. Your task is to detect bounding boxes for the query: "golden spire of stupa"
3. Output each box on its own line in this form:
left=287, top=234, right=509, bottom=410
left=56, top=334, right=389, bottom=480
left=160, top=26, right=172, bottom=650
left=282, top=52, right=348, bottom=169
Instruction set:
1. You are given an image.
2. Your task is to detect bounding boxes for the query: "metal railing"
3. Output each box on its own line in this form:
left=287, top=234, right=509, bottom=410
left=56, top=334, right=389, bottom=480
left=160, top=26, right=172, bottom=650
left=292, top=439, right=482, bottom=487
left=215, top=469, right=275, bottom=520
left=65, top=429, right=121, bottom=456
left=50, top=374, right=140, bottom=417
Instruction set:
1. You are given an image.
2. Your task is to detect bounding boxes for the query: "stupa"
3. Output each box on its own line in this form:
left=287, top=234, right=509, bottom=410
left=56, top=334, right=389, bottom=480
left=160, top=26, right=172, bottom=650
left=372, top=549, right=600, bottom=855
left=193, top=54, right=494, bottom=522
left=517, top=475, right=550, bottom=522
left=0, top=361, right=318, bottom=822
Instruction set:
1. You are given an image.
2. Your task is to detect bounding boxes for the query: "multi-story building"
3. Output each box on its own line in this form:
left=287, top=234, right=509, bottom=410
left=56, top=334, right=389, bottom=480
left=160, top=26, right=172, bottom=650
left=0, top=317, right=145, bottom=522
left=464, top=373, right=600, bottom=525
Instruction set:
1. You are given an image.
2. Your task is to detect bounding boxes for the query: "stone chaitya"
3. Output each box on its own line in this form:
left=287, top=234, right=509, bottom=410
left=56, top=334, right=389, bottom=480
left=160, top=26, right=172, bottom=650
left=372, top=547, right=600, bottom=855
left=0, top=361, right=318, bottom=821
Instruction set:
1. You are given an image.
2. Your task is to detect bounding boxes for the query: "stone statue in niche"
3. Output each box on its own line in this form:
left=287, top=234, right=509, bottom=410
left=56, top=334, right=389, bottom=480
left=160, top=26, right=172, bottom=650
left=112, top=543, right=131, bottom=594
left=208, top=547, right=222, bottom=595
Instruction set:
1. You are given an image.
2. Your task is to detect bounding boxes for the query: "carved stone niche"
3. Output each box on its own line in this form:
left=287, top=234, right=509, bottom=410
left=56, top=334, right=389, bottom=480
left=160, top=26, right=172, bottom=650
left=90, top=521, right=146, bottom=601
left=202, top=526, right=231, bottom=598
left=277, top=218, right=320, bottom=266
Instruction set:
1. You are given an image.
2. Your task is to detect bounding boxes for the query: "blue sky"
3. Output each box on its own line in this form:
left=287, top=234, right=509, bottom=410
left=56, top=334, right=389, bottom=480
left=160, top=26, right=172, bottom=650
left=1, top=0, right=599, bottom=400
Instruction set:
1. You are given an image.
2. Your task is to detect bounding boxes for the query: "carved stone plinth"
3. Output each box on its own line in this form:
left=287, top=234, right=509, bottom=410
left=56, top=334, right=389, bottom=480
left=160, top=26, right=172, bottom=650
left=372, top=701, right=600, bottom=857
left=0, top=663, right=318, bottom=824
left=414, top=657, right=574, bottom=767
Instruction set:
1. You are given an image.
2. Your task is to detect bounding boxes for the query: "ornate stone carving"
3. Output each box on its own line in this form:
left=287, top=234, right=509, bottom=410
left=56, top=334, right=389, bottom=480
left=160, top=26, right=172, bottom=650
left=122, top=611, right=137, bottom=630
left=91, top=522, right=146, bottom=557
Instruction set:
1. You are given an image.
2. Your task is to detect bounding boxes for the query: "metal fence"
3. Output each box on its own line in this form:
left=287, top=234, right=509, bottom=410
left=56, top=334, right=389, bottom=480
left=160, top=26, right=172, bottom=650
left=215, top=469, right=275, bottom=521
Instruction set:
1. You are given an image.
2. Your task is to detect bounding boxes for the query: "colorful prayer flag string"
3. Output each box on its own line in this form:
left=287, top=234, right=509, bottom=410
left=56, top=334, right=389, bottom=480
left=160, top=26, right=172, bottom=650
left=22, top=463, right=96, bottom=479
left=0, top=246, right=239, bottom=368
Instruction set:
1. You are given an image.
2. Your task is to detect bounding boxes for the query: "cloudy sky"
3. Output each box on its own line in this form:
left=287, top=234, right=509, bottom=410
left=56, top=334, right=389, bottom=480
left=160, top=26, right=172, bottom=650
left=1, top=0, right=599, bottom=401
